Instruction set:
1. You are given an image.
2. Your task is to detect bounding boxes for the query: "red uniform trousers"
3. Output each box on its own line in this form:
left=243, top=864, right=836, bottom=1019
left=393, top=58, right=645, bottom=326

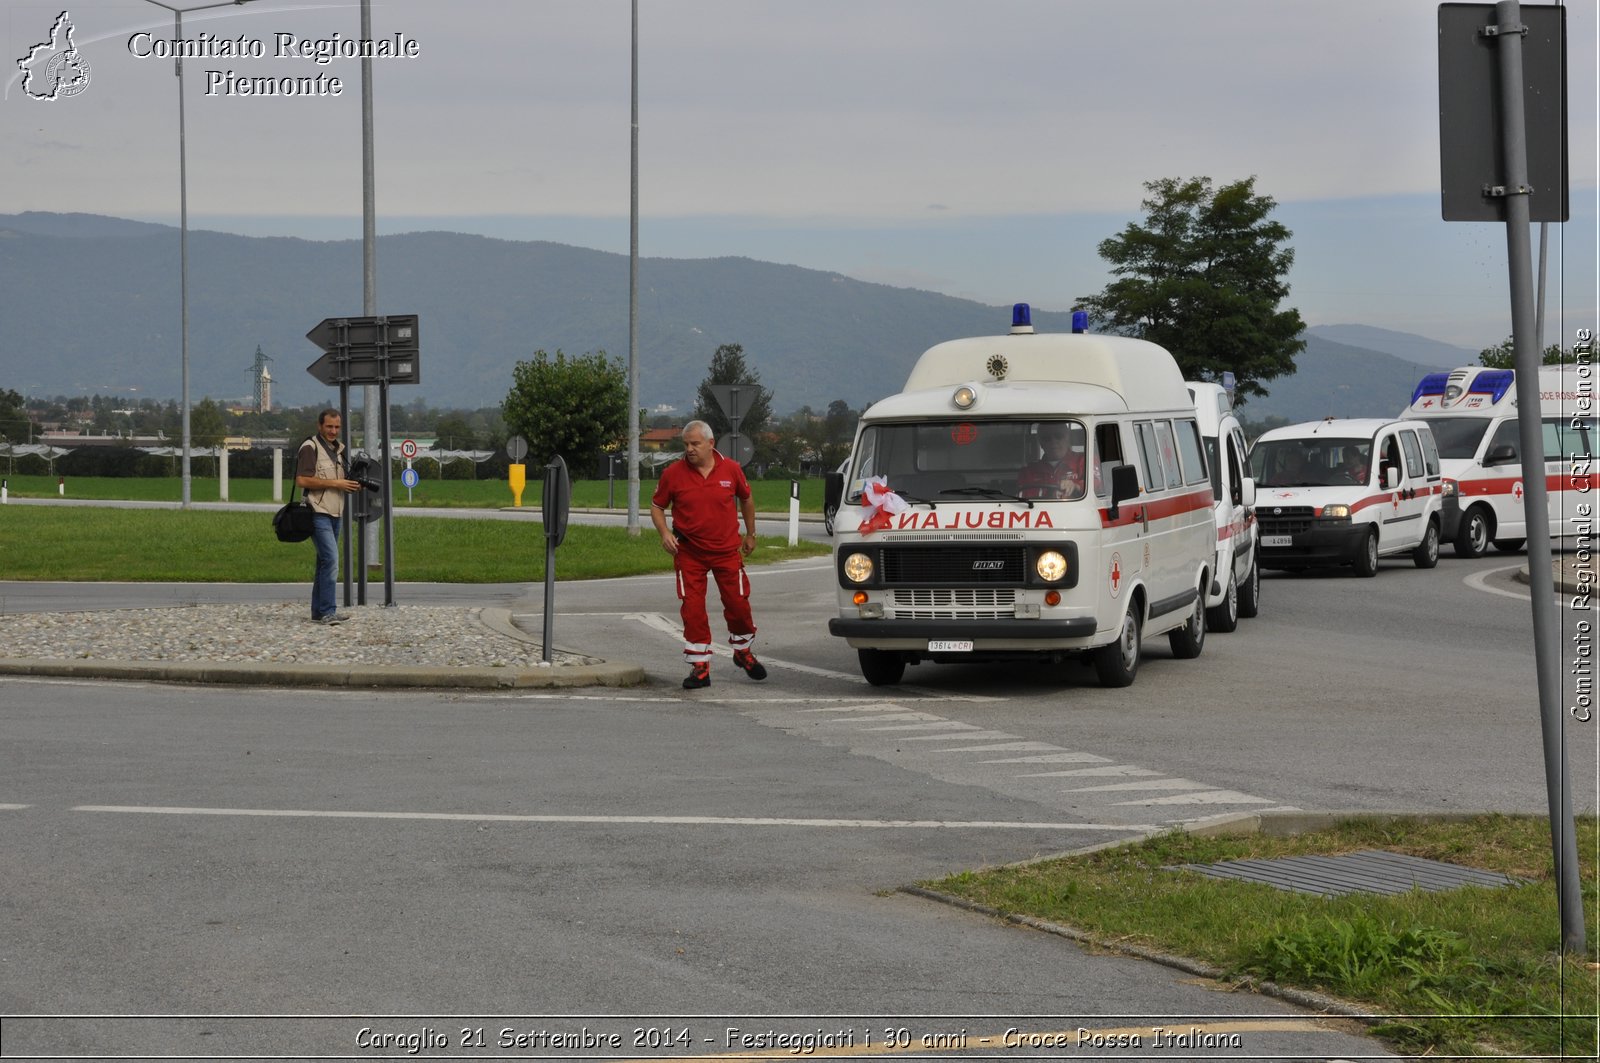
left=674, top=541, right=756, bottom=664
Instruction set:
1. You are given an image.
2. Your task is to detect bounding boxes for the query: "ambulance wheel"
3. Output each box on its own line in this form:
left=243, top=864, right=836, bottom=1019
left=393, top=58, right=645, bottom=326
left=1094, top=608, right=1142, bottom=688
left=857, top=649, right=906, bottom=687
left=1454, top=507, right=1490, bottom=558
left=1493, top=538, right=1525, bottom=554
left=1169, top=584, right=1207, bottom=659
left=1413, top=520, right=1440, bottom=569
left=1353, top=528, right=1380, bottom=578
left=1205, top=572, right=1238, bottom=633
left=1237, top=547, right=1261, bottom=619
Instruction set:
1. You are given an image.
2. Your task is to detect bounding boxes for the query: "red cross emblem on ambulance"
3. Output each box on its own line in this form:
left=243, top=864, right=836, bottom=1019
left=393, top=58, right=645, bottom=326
left=1512, top=480, right=1524, bottom=501
left=1108, top=552, right=1124, bottom=599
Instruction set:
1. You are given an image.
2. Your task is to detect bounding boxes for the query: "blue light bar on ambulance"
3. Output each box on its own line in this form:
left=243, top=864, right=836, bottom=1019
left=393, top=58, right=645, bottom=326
left=1410, top=372, right=1450, bottom=405
left=1469, top=369, right=1515, bottom=403
left=1071, top=310, right=1089, bottom=333
left=1010, top=303, right=1034, bottom=335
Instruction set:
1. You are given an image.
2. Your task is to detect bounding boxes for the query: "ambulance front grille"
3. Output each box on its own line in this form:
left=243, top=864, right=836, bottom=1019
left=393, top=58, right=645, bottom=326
left=889, top=588, right=1017, bottom=619
left=1259, top=506, right=1315, bottom=536
left=880, top=545, right=1027, bottom=584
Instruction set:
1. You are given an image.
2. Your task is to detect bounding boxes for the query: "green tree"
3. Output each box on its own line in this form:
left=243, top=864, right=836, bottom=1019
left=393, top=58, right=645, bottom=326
left=433, top=411, right=479, bottom=450
left=1077, top=176, right=1306, bottom=402
left=501, top=349, right=628, bottom=476
left=0, top=387, right=27, bottom=442
left=691, top=343, right=774, bottom=455
left=1477, top=336, right=1577, bottom=369
left=189, top=398, right=228, bottom=476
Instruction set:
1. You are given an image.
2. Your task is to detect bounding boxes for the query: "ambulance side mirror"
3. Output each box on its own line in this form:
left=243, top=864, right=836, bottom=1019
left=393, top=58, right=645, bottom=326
left=1483, top=443, right=1517, bottom=467
left=1382, top=466, right=1400, bottom=490
left=1239, top=476, right=1256, bottom=508
left=1106, top=463, right=1139, bottom=520
left=823, top=472, right=844, bottom=530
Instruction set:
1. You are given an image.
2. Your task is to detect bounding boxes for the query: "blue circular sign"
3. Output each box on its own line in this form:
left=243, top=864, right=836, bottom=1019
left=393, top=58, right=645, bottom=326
left=401, top=468, right=419, bottom=489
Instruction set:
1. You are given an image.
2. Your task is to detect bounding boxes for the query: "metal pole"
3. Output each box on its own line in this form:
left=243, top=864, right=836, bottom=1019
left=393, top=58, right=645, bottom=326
left=381, top=379, right=395, bottom=606
left=361, top=0, right=380, bottom=583
left=1492, top=0, right=1584, bottom=956
left=175, top=9, right=191, bottom=508
left=1535, top=221, right=1548, bottom=351
left=626, top=0, right=641, bottom=536
left=339, top=382, right=352, bottom=605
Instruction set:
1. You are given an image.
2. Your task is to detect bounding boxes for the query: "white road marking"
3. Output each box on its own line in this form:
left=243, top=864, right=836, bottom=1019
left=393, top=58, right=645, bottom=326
left=0, top=804, right=31, bottom=810
left=863, top=720, right=983, bottom=732
left=899, top=730, right=1022, bottom=742
left=982, top=751, right=1112, bottom=764
left=1020, top=765, right=1163, bottom=778
left=1463, top=564, right=1532, bottom=601
left=1114, top=790, right=1279, bottom=806
left=70, top=804, right=1158, bottom=831
left=1062, top=779, right=1216, bottom=793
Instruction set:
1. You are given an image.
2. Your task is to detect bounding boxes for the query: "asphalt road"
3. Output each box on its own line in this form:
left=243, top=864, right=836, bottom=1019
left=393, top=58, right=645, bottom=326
left=1, top=548, right=1592, bottom=1061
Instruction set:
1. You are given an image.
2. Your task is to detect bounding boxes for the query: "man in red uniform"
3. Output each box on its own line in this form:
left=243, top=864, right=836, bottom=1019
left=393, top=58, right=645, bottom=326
left=1017, top=421, right=1089, bottom=499
left=650, top=420, right=766, bottom=689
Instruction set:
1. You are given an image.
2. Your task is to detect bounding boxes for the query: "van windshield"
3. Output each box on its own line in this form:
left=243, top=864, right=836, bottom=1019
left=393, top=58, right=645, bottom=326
left=1424, top=416, right=1493, bottom=459
left=847, top=419, right=1090, bottom=504
left=1250, top=438, right=1373, bottom=487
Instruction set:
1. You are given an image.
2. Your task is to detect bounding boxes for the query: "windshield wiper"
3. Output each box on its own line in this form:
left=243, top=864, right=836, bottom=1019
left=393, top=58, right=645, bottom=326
left=939, top=486, right=1034, bottom=508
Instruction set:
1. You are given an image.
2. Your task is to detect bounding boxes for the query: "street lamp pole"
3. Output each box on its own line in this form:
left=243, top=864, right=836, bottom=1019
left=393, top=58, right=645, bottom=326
left=139, top=0, right=255, bottom=507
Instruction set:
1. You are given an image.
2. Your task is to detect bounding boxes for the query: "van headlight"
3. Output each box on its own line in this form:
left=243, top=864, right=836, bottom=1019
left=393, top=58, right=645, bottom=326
left=1035, top=550, right=1069, bottom=582
left=843, top=552, right=874, bottom=583
left=1320, top=503, right=1351, bottom=519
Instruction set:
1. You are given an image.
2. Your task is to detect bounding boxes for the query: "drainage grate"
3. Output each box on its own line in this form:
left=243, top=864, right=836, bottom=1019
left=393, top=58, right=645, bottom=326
left=1168, top=849, right=1526, bottom=896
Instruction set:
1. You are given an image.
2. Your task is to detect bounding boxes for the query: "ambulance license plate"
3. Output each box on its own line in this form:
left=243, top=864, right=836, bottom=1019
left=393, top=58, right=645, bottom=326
left=1263, top=534, right=1293, bottom=547
left=929, top=640, right=974, bottom=653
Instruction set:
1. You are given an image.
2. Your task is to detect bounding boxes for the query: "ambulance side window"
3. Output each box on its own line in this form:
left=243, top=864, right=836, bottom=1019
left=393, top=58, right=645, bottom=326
left=1545, top=417, right=1596, bottom=460
left=1487, top=420, right=1520, bottom=461
left=1419, top=429, right=1441, bottom=477
left=1400, top=430, right=1424, bottom=478
left=1174, top=418, right=1208, bottom=486
left=1133, top=422, right=1165, bottom=492
left=1095, top=422, right=1125, bottom=498
left=1153, top=421, right=1184, bottom=488
left=1226, top=433, right=1246, bottom=505
left=1378, top=433, right=1403, bottom=480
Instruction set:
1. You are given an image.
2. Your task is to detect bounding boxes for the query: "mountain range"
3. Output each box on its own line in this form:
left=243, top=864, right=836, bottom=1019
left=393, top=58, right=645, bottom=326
left=0, top=212, right=1479, bottom=423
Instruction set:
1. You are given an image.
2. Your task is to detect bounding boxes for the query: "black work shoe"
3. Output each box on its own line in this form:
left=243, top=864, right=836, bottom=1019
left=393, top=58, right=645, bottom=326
left=682, top=663, right=711, bottom=689
left=733, top=649, right=767, bottom=681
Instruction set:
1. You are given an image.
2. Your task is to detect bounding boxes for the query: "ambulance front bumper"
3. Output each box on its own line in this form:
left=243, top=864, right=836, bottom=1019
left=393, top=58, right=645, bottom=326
left=829, top=617, right=1099, bottom=643
left=1257, top=523, right=1370, bottom=568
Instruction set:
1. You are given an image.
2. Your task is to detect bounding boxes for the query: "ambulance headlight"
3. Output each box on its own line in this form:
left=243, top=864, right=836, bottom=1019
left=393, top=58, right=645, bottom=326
left=1320, top=503, right=1351, bottom=519
left=952, top=385, right=977, bottom=409
left=1035, top=550, right=1069, bottom=582
left=843, top=552, right=874, bottom=583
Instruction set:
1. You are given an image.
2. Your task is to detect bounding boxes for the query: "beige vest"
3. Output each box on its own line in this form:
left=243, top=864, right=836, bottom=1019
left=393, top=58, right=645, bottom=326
left=300, top=437, right=345, bottom=518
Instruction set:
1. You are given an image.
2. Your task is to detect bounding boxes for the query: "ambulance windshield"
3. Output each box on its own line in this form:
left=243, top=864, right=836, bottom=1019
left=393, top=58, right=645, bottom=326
left=1424, top=416, right=1494, bottom=459
left=1251, top=438, right=1373, bottom=487
left=847, top=419, right=1090, bottom=504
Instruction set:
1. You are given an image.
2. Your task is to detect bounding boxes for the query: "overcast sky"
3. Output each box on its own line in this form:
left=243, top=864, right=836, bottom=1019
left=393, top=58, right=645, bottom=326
left=5, top=0, right=1597, bottom=350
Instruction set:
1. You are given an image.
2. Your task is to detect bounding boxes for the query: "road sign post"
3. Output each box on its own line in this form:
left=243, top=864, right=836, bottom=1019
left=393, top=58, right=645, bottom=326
left=1438, top=1, right=1582, bottom=956
left=306, top=314, right=421, bottom=607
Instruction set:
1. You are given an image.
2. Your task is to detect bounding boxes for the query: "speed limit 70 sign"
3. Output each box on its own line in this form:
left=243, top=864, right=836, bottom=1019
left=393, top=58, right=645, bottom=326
left=400, top=439, right=418, bottom=460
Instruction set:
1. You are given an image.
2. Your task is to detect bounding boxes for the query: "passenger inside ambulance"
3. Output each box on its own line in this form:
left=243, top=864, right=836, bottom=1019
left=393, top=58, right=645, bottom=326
left=1338, top=445, right=1370, bottom=485
left=1017, top=421, right=1087, bottom=500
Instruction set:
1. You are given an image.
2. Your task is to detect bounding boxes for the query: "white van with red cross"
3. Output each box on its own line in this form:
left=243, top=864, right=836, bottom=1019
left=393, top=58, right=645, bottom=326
left=1401, top=364, right=1594, bottom=557
left=1186, top=379, right=1262, bottom=632
left=1248, top=417, right=1448, bottom=577
left=822, top=305, right=1216, bottom=688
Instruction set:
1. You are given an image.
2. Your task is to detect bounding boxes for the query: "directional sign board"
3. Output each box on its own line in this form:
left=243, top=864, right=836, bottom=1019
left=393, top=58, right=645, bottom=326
left=305, top=314, right=421, bottom=386
left=706, top=384, right=756, bottom=431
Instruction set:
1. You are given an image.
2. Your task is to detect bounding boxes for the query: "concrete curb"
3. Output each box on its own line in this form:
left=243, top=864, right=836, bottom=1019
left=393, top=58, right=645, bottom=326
left=0, top=656, right=647, bottom=689
left=898, top=809, right=1506, bottom=1029
left=1516, top=557, right=1592, bottom=596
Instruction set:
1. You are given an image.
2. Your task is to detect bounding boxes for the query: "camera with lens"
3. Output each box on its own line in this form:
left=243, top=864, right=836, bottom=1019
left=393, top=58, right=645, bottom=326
left=347, top=455, right=383, bottom=494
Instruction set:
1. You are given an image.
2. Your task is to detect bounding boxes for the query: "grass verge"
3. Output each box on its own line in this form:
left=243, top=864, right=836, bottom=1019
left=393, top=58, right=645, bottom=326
left=930, top=813, right=1598, bottom=1059
left=0, top=506, right=827, bottom=582
left=0, top=475, right=831, bottom=512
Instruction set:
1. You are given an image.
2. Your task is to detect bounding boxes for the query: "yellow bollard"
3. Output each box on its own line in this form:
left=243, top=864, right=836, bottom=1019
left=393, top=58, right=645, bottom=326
left=508, top=463, right=525, bottom=507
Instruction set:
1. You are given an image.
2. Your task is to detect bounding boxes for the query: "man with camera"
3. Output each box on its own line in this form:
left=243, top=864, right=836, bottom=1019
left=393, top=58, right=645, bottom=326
left=294, top=409, right=360, bottom=624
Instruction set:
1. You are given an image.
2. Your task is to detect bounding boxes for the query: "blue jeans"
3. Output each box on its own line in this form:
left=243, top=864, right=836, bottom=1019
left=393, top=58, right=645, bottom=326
left=310, top=512, right=341, bottom=619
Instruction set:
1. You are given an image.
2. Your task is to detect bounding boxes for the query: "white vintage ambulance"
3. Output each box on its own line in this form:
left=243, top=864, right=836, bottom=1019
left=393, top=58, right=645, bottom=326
left=1401, top=364, right=1595, bottom=557
left=1186, top=380, right=1261, bottom=632
left=823, top=306, right=1216, bottom=688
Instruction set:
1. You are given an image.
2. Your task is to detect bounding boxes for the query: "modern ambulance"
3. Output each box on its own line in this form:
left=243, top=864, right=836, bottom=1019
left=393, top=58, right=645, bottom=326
left=1401, top=364, right=1594, bottom=557
left=822, top=305, right=1216, bottom=688
left=1186, top=379, right=1262, bottom=632
left=1248, top=417, right=1448, bottom=576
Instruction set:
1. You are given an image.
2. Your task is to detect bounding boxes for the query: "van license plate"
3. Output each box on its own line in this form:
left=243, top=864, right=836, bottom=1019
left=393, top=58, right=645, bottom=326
left=929, top=640, right=973, bottom=652
left=1262, top=535, right=1293, bottom=547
